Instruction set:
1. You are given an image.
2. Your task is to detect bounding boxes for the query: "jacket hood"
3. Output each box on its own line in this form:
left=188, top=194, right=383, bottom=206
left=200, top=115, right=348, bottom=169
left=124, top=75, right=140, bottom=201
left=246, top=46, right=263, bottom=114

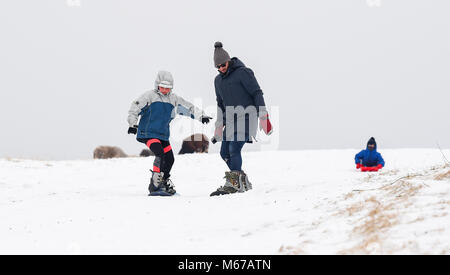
left=229, top=57, right=245, bottom=72
left=366, top=137, right=377, bottom=151
left=154, top=71, right=174, bottom=93
left=220, top=57, right=245, bottom=76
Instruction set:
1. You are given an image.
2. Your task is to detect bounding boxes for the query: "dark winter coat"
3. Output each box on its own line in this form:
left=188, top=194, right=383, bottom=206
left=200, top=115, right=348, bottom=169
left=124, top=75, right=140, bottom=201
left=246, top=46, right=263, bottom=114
left=355, top=139, right=385, bottom=167
left=214, top=57, right=267, bottom=142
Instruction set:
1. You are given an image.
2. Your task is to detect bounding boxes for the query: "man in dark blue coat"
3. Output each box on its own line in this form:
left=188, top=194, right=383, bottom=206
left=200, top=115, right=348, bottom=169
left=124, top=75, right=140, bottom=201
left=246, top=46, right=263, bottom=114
left=210, top=42, right=273, bottom=196
left=355, top=137, right=385, bottom=172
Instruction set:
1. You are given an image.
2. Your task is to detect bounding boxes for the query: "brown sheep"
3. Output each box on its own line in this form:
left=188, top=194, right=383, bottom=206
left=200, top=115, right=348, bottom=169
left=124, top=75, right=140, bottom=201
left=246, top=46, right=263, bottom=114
left=178, top=134, right=209, bottom=155
left=93, top=146, right=128, bottom=159
left=139, top=149, right=154, bottom=157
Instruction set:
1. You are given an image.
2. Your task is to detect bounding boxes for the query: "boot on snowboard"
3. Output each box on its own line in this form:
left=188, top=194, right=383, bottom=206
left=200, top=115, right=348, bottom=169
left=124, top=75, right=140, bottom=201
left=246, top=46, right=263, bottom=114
left=148, top=170, right=176, bottom=196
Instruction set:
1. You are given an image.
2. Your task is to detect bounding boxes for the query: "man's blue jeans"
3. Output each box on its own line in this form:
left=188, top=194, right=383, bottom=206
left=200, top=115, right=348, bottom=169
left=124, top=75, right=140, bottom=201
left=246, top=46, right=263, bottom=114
left=220, top=141, right=246, bottom=171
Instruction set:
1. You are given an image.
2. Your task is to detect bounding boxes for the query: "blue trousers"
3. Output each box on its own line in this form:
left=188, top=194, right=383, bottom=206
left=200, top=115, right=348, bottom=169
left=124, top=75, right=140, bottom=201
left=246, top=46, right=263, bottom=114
left=220, top=141, right=246, bottom=171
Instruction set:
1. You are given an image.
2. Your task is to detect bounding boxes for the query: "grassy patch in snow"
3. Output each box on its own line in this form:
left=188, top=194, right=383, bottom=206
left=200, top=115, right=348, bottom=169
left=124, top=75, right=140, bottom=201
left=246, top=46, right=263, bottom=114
left=339, top=165, right=449, bottom=254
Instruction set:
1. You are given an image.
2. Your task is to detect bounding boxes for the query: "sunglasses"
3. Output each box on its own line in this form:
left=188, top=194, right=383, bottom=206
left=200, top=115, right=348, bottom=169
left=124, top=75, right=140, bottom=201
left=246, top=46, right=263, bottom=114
left=216, top=63, right=227, bottom=69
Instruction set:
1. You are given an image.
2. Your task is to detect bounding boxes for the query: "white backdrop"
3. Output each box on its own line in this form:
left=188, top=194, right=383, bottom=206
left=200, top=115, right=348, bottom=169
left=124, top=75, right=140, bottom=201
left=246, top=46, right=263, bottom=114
left=0, top=0, right=449, bottom=159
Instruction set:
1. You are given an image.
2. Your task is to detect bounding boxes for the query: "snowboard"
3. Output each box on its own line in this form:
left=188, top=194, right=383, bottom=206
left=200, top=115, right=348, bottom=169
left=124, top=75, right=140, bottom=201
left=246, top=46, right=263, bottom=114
left=148, top=191, right=178, bottom=197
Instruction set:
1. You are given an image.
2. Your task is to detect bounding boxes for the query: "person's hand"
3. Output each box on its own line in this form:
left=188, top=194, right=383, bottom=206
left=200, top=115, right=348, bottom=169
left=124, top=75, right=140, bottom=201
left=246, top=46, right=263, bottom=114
left=201, top=116, right=212, bottom=124
left=259, top=114, right=273, bottom=135
left=128, top=126, right=138, bottom=135
left=211, top=126, right=223, bottom=144
left=356, top=163, right=362, bottom=169
left=377, top=164, right=383, bottom=170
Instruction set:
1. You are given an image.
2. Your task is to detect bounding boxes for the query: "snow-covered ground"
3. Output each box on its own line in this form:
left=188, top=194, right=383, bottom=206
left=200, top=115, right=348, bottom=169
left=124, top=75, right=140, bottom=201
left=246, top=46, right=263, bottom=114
left=0, top=149, right=449, bottom=255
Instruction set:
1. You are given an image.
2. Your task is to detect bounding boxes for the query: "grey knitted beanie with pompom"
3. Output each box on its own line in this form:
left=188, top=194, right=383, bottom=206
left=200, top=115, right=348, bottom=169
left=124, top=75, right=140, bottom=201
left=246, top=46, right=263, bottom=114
left=213, top=41, right=231, bottom=67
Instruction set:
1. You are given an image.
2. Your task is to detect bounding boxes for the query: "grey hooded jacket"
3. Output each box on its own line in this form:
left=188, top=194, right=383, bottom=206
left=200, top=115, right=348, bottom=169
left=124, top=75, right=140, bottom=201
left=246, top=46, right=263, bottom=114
left=128, top=71, right=205, bottom=141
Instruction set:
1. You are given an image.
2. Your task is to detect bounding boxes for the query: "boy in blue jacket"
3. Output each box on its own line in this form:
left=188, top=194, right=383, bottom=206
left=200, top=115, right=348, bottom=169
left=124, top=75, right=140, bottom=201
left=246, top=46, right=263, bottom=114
left=355, top=137, right=385, bottom=172
left=127, top=71, right=211, bottom=196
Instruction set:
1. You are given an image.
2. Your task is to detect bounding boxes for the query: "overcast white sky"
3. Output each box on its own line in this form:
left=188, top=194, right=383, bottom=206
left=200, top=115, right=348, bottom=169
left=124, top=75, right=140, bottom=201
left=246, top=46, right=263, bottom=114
left=0, top=0, right=449, bottom=160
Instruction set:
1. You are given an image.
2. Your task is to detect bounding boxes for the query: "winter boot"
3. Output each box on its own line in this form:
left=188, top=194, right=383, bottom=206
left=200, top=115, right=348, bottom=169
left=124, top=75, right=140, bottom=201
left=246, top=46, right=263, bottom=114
left=210, top=171, right=243, bottom=196
left=239, top=171, right=252, bottom=191
left=148, top=170, right=173, bottom=196
left=161, top=177, right=176, bottom=195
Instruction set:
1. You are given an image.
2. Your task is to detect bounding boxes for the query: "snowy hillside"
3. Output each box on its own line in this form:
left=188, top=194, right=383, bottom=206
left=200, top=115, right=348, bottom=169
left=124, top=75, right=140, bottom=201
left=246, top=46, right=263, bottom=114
left=1, top=149, right=449, bottom=255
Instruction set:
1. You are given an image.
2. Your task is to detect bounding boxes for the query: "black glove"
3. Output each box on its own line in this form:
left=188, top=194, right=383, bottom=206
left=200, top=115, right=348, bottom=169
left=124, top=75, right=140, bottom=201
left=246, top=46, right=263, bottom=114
left=128, top=126, right=138, bottom=135
left=211, top=137, right=217, bottom=144
left=201, top=116, right=212, bottom=124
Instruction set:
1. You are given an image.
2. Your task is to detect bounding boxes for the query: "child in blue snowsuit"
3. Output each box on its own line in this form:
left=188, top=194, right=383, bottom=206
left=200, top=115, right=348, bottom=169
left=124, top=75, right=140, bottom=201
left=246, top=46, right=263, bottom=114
left=355, top=137, right=385, bottom=172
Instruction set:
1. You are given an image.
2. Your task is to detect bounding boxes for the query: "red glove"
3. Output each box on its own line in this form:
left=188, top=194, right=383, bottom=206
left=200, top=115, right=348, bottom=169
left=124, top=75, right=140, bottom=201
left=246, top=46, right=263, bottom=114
left=259, top=115, right=273, bottom=135
left=377, top=164, right=383, bottom=170
left=356, top=163, right=362, bottom=169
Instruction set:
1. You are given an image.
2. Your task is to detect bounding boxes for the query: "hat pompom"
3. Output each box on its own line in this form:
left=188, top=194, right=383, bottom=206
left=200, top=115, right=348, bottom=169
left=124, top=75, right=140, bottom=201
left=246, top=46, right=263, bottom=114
left=214, top=41, right=223, bottom=48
